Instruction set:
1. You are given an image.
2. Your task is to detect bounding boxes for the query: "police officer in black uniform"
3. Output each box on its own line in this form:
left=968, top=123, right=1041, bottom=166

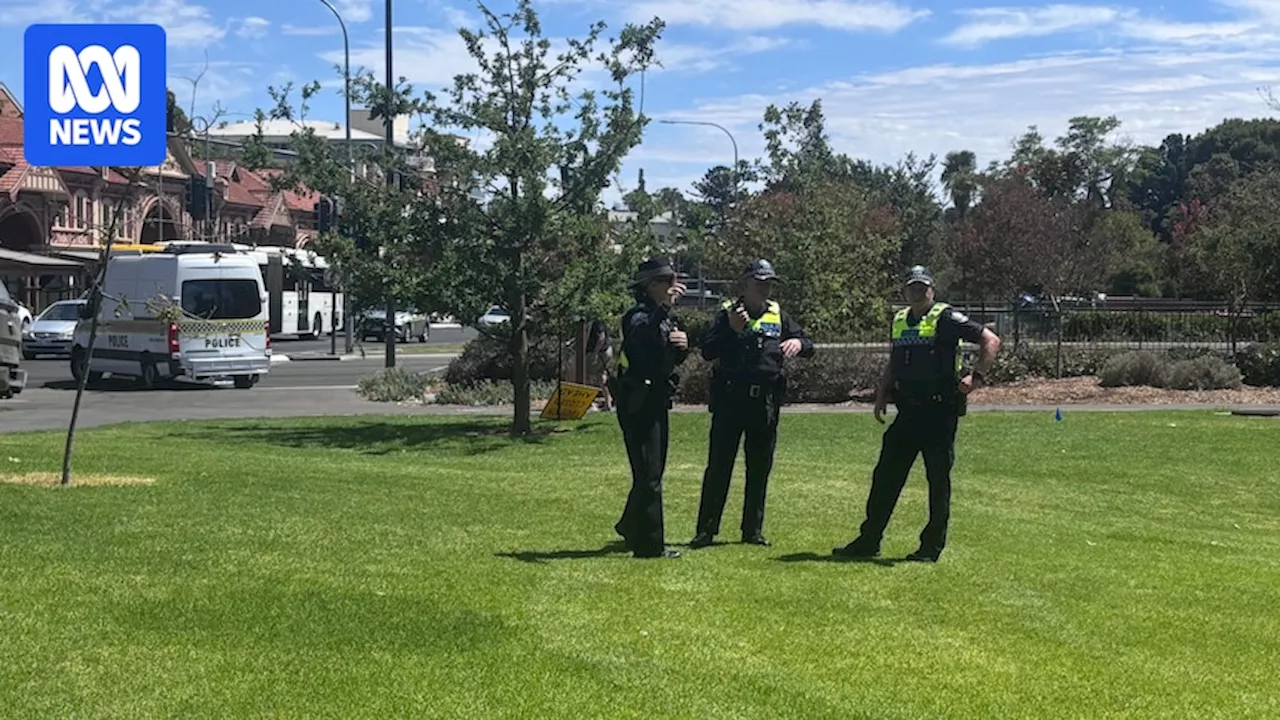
left=690, top=259, right=814, bottom=549
left=611, top=258, right=689, bottom=559
left=835, top=265, right=1001, bottom=562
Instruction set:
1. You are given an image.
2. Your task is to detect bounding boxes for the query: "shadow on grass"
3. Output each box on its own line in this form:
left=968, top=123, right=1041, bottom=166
left=496, top=541, right=632, bottom=563
left=774, top=552, right=903, bottom=567
left=165, top=418, right=602, bottom=456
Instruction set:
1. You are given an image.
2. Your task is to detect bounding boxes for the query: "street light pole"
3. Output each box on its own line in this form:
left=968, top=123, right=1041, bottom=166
left=658, top=118, right=739, bottom=202
left=383, top=0, right=396, bottom=368
left=317, top=0, right=353, bottom=355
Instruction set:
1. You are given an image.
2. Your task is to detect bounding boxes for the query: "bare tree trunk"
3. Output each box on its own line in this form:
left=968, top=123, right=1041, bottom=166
left=510, top=290, right=531, bottom=436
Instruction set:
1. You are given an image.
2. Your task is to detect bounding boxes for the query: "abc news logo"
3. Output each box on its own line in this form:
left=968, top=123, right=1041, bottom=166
left=48, top=44, right=143, bottom=147
left=23, top=24, right=167, bottom=167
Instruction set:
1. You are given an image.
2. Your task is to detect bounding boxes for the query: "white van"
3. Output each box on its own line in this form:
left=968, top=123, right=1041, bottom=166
left=71, top=244, right=271, bottom=389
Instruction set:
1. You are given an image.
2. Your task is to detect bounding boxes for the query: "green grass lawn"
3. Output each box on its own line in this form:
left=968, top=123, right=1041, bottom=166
left=1, top=411, right=1277, bottom=717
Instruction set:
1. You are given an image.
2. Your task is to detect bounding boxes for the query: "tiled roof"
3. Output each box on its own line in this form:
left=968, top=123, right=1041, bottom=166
left=0, top=159, right=26, bottom=194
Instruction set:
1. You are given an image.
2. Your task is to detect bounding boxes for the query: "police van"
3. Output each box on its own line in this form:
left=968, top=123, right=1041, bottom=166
left=71, top=244, right=271, bottom=389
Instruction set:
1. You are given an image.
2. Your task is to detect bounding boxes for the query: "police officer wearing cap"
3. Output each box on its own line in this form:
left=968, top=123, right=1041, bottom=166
left=834, top=265, right=1001, bottom=563
left=690, top=259, right=814, bottom=549
left=610, top=257, right=689, bottom=559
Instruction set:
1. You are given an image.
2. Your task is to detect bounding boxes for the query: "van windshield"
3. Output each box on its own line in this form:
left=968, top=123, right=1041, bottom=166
left=181, top=279, right=261, bottom=319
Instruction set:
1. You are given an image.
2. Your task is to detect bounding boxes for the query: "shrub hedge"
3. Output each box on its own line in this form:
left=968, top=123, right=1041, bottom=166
left=436, top=333, right=1273, bottom=405
left=1059, top=310, right=1280, bottom=343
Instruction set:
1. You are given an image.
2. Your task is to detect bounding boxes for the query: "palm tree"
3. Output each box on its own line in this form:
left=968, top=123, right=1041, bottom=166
left=941, top=150, right=977, bottom=222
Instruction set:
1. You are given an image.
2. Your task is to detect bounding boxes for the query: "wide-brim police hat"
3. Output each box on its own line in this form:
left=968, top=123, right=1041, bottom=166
left=630, top=257, right=682, bottom=287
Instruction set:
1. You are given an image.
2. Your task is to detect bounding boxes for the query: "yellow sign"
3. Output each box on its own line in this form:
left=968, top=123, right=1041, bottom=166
left=540, top=381, right=601, bottom=420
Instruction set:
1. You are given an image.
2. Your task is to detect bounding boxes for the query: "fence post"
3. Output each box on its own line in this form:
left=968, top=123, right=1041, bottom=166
left=575, top=318, right=587, bottom=385
left=1055, top=309, right=1064, bottom=378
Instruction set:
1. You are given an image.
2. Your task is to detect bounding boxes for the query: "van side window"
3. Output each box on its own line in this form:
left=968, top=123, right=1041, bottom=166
left=181, top=280, right=262, bottom=319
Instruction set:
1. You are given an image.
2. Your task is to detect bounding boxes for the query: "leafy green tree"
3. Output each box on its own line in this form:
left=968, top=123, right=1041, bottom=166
left=1174, top=171, right=1280, bottom=350
left=412, top=0, right=663, bottom=435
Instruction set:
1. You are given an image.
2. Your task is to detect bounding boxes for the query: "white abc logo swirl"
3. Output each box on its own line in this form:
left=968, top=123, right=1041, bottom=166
left=47, top=44, right=141, bottom=114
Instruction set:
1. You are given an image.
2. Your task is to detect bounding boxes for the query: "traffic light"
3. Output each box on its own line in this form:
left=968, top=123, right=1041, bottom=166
left=185, top=176, right=207, bottom=220
left=314, top=196, right=336, bottom=233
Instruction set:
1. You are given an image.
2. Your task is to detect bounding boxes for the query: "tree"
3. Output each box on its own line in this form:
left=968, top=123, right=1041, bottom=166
left=413, top=0, right=663, bottom=435
left=261, top=78, right=439, bottom=360
left=166, top=89, right=192, bottom=134
left=941, top=150, right=977, bottom=222
left=1174, top=172, right=1280, bottom=351
left=62, top=168, right=150, bottom=486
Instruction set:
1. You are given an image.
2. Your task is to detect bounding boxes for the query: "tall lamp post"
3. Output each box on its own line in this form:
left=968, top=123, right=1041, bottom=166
left=657, top=118, right=739, bottom=303
left=657, top=118, right=739, bottom=202
left=383, top=0, right=397, bottom=368
left=317, top=0, right=354, bottom=356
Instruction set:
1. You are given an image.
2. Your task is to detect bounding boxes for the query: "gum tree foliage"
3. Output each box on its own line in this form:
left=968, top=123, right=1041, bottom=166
left=267, top=0, right=663, bottom=435
left=699, top=99, right=903, bottom=340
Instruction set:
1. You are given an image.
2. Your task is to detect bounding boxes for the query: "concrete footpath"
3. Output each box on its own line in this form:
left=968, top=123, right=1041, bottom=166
left=3, top=386, right=1277, bottom=435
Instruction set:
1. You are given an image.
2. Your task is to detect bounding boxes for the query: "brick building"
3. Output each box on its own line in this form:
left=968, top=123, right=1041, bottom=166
left=0, top=83, right=320, bottom=313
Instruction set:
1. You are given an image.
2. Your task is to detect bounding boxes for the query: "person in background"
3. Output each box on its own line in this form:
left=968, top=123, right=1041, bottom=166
left=584, top=317, right=613, bottom=411
left=690, top=259, right=814, bottom=549
left=834, top=265, right=1001, bottom=563
left=609, top=258, right=689, bottom=559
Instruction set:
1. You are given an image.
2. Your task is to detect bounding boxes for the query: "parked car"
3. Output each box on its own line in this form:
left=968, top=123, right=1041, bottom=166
left=0, top=283, right=27, bottom=399
left=359, top=308, right=430, bottom=343
left=23, top=299, right=85, bottom=359
left=476, top=305, right=510, bottom=328
left=16, top=302, right=32, bottom=334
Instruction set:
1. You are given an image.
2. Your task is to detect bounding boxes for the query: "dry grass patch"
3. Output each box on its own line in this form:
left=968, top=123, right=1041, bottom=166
left=0, top=473, right=156, bottom=487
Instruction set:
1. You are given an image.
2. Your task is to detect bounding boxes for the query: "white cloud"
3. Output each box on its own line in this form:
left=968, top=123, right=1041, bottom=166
left=321, top=26, right=786, bottom=87
left=943, top=4, right=1127, bottom=47
left=946, top=0, right=1280, bottom=48
left=337, top=0, right=373, bottom=23
left=629, top=47, right=1280, bottom=199
left=0, top=0, right=85, bottom=25
left=105, top=0, right=225, bottom=47
left=625, top=0, right=928, bottom=31
left=236, top=17, right=270, bottom=40
left=282, top=24, right=339, bottom=36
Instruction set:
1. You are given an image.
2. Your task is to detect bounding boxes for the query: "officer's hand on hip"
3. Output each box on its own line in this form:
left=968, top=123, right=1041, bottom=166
left=668, top=330, right=688, bottom=349
left=729, top=307, right=749, bottom=332
left=781, top=338, right=802, bottom=357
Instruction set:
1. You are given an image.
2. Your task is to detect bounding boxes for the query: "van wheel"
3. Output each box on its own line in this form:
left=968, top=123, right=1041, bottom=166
left=137, top=355, right=158, bottom=390
left=233, top=375, right=254, bottom=389
left=71, top=347, right=88, bottom=383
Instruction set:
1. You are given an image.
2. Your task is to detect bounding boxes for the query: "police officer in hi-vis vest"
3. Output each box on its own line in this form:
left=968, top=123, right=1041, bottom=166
left=610, top=258, right=689, bottom=559
left=835, top=265, right=1001, bottom=563
left=690, top=259, right=814, bottom=549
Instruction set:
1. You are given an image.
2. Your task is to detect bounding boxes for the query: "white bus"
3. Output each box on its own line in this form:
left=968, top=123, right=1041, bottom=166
left=147, top=242, right=343, bottom=339
left=245, top=246, right=342, bottom=339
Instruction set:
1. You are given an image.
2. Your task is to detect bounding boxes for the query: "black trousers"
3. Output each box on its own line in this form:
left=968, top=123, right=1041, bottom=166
left=695, top=382, right=781, bottom=537
left=857, top=402, right=959, bottom=554
left=615, top=392, right=670, bottom=556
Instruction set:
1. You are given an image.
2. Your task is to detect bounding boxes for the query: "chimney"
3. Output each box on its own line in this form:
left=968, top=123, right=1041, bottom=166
left=637, top=168, right=645, bottom=193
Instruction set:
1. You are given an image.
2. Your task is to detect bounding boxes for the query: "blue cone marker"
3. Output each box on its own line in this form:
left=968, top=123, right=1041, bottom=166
left=1055, top=407, right=1062, bottom=422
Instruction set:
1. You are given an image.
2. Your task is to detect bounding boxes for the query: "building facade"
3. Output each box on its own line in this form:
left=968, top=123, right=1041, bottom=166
left=0, top=84, right=321, bottom=313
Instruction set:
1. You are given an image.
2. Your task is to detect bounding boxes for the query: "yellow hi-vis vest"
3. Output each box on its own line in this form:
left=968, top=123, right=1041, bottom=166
left=722, top=299, right=782, bottom=336
left=890, top=302, right=962, bottom=395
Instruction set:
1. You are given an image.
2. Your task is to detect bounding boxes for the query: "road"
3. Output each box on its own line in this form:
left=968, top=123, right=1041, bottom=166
left=274, top=325, right=477, bottom=357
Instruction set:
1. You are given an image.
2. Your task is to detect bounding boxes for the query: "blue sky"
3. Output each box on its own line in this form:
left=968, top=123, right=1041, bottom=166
left=3, top=0, right=1280, bottom=205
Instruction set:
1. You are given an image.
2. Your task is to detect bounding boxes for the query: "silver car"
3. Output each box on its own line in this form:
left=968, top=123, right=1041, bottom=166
left=23, top=299, right=86, bottom=359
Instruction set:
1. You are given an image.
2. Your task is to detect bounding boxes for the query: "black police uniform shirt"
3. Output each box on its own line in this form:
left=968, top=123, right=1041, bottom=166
left=892, top=303, right=986, bottom=396
left=621, top=297, right=686, bottom=380
left=701, top=300, right=814, bottom=382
